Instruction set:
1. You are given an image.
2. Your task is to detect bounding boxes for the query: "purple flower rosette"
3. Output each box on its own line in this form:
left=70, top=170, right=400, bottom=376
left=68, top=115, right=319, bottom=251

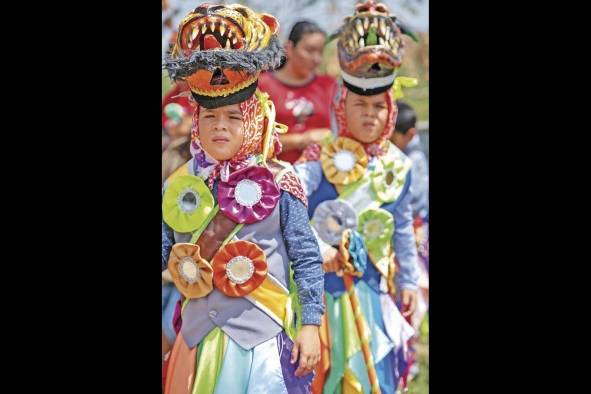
left=217, top=166, right=280, bottom=224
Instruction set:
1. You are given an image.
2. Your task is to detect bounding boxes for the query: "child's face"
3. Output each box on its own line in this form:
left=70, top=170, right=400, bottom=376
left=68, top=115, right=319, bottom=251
left=344, top=91, right=389, bottom=144
left=286, top=32, right=326, bottom=78
left=198, top=104, right=244, bottom=161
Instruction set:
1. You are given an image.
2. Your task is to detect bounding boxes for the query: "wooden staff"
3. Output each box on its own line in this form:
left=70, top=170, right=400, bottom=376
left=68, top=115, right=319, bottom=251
left=339, top=230, right=381, bottom=394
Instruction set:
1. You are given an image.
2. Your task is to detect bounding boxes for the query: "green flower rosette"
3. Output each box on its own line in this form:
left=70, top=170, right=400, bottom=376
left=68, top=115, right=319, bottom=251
left=357, top=208, right=394, bottom=278
left=162, top=174, right=215, bottom=233
left=370, top=154, right=409, bottom=204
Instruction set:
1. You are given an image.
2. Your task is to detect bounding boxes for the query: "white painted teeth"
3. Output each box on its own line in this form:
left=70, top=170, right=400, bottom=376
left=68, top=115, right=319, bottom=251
left=210, top=22, right=215, bottom=32
left=349, top=17, right=396, bottom=50
left=220, top=25, right=226, bottom=36
left=228, top=29, right=233, bottom=38
left=379, top=19, right=386, bottom=35
left=225, top=39, right=231, bottom=49
left=232, top=37, right=237, bottom=45
left=201, top=24, right=207, bottom=34
left=190, top=27, right=198, bottom=41
left=356, top=20, right=364, bottom=36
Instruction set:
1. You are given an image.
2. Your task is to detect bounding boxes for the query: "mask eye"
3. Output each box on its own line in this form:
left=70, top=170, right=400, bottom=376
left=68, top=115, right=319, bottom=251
left=356, top=4, right=369, bottom=13
left=376, top=3, right=388, bottom=13
left=234, top=7, right=249, bottom=17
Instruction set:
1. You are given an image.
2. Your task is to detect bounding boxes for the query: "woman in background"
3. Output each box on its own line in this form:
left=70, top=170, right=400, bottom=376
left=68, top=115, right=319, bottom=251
left=258, top=21, right=336, bottom=164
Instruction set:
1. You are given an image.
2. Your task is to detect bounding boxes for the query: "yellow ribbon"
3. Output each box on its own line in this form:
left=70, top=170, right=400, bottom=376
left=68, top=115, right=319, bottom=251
left=165, top=159, right=190, bottom=183
left=256, top=90, right=288, bottom=165
left=392, top=76, right=418, bottom=99
left=343, top=368, right=364, bottom=394
left=245, top=275, right=290, bottom=326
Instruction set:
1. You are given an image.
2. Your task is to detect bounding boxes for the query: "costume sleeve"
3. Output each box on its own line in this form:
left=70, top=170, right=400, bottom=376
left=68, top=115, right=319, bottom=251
left=279, top=191, right=325, bottom=325
left=409, top=150, right=429, bottom=220
left=162, top=220, right=175, bottom=272
left=293, top=160, right=323, bottom=197
left=392, top=173, right=420, bottom=291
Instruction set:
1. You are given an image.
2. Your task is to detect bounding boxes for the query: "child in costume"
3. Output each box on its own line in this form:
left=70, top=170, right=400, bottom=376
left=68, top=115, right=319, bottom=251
left=294, top=1, right=420, bottom=393
left=162, top=3, right=324, bottom=393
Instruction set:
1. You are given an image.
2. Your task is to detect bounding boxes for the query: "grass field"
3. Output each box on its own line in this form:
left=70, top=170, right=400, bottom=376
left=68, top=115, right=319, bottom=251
left=408, top=336, right=429, bottom=393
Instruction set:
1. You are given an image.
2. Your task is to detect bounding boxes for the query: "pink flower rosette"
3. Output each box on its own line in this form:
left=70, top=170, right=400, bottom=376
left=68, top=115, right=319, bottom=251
left=217, top=166, right=280, bottom=224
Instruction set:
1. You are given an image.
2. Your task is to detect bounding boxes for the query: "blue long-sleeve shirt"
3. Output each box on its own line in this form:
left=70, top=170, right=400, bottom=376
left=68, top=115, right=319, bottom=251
left=388, top=175, right=420, bottom=290
left=162, top=185, right=325, bottom=325
left=294, top=155, right=419, bottom=291
left=404, top=135, right=429, bottom=221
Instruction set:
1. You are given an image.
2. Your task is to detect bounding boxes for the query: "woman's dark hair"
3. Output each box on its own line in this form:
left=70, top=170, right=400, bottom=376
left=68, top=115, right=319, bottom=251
left=277, top=20, right=326, bottom=69
left=288, top=20, right=326, bottom=46
left=394, top=101, right=417, bottom=134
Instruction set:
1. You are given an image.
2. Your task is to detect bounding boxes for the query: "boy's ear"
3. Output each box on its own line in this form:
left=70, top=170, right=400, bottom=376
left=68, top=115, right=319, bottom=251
left=407, top=127, right=417, bottom=139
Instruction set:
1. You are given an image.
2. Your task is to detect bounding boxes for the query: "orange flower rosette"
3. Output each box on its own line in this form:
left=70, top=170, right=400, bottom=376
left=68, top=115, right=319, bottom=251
left=168, top=243, right=214, bottom=299
left=212, top=240, right=268, bottom=297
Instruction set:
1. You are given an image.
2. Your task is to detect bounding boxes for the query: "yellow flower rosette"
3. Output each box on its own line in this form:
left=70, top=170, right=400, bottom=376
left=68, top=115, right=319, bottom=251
left=321, top=137, right=368, bottom=186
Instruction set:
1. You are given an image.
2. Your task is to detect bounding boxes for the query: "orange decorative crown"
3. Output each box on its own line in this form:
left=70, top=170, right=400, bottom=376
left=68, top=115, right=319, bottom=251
left=164, top=3, right=283, bottom=108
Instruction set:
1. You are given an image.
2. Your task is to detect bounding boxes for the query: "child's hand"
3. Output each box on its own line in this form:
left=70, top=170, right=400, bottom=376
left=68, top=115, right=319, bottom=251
left=322, top=246, right=344, bottom=273
left=291, top=325, right=321, bottom=377
left=401, top=288, right=418, bottom=317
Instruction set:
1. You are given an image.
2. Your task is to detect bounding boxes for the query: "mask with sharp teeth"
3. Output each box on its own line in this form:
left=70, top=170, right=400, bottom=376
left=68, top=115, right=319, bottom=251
left=163, top=3, right=284, bottom=108
left=332, top=0, right=416, bottom=96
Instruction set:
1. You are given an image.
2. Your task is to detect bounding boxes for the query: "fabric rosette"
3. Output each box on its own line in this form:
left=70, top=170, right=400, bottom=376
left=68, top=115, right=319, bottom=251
left=163, top=175, right=215, bottom=233
left=321, top=137, right=368, bottom=186
left=370, top=155, right=408, bottom=203
left=168, top=243, right=214, bottom=299
left=312, top=199, right=358, bottom=246
left=337, top=229, right=368, bottom=277
left=211, top=240, right=268, bottom=297
left=217, top=166, right=280, bottom=224
left=357, top=208, right=395, bottom=278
